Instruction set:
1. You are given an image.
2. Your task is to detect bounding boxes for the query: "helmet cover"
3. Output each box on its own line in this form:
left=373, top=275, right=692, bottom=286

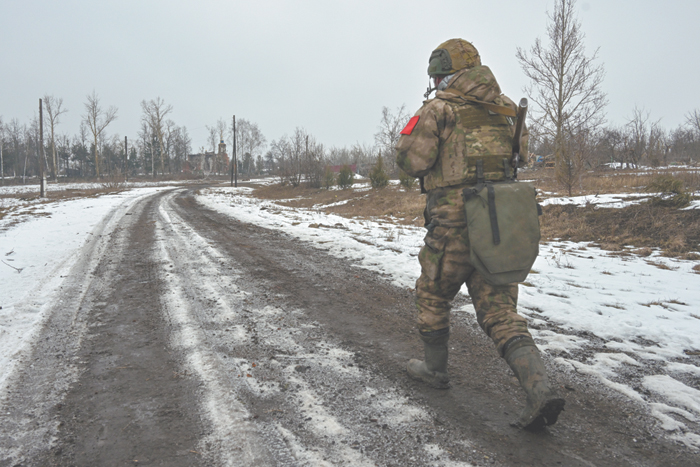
left=428, top=39, right=481, bottom=76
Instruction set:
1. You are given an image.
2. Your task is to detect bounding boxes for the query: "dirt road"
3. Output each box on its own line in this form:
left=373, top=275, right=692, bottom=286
left=0, top=187, right=694, bottom=466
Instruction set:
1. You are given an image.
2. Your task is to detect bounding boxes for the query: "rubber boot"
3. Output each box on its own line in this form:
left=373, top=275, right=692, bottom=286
left=407, top=330, right=450, bottom=389
left=505, top=344, right=565, bottom=430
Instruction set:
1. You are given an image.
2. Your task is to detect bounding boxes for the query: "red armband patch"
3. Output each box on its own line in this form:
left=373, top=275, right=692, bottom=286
left=400, top=115, right=420, bottom=135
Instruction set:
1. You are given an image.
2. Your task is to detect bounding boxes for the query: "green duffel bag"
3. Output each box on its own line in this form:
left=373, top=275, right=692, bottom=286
left=462, top=181, right=541, bottom=286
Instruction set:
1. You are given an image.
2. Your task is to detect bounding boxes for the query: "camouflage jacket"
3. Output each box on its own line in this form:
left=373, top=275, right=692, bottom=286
left=396, top=65, right=528, bottom=192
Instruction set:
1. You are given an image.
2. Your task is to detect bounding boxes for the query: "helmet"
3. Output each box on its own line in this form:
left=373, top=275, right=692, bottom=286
left=427, top=39, right=481, bottom=76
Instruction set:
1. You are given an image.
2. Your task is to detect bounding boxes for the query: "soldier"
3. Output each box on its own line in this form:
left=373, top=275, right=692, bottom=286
left=396, top=39, right=564, bottom=430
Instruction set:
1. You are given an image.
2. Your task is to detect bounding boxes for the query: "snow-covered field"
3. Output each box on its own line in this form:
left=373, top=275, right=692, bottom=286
left=1, top=180, right=699, bottom=450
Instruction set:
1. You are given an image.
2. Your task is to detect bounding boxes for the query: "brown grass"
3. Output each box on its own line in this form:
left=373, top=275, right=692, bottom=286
left=540, top=203, right=700, bottom=257
left=251, top=175, right=700, bottom=258
left=520, top=166, right=700, bottom=196
left=252, top=183, right=426, bottom=227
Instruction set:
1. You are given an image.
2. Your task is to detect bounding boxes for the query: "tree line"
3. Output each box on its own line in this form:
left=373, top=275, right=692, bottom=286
left=0, top=92, right=195, bottom=182
left=0, top=88, right=408, bottom=187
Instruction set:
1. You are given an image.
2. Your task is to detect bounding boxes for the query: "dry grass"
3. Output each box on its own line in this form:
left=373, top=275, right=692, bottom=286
left=251, top=173, right=700, bottom=258
left=520, top=166, right=700, bottom=195
left=252, top=183, right=426, bottom=227
left=540, top=202, right=700, bottom=257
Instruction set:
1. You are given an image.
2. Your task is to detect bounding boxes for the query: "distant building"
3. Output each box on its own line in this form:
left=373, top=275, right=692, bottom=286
left=184, top=140, right=230, bottom=174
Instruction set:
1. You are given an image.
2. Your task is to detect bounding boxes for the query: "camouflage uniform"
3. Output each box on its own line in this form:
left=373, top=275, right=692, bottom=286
left=397, top=64, right=533, bottom=356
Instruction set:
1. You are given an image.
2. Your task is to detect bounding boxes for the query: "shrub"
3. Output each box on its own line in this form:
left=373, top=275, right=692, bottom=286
left=646, top=175, right=692, bottom=208
left=369, top=154, right=389, bottom=189
left=399, top=169, right=416, bottom=189
left=337, top=165, right=354, bottom=189
left=323, top=168, right=336, bottom=190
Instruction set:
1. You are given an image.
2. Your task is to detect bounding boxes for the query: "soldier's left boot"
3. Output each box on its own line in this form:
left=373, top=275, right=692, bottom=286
left=504, top=343, right=565, bottom=430
left=407, top=329, right=450, bottom=389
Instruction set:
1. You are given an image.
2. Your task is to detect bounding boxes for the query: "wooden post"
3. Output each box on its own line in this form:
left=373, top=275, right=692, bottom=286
left=233, top=115, right=237, bottom=188
left=39, top=99, right=46, bottom=197
left=124, top=136, right=128, bottom=182
left=231, top=115, right=237, bottom=186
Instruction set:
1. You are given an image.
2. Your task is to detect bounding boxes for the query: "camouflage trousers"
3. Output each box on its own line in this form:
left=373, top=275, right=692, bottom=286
left=415, top=224, right=532, bottom=356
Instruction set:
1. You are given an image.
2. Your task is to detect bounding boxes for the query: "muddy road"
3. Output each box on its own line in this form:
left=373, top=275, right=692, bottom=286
left=0, top=187, right=695, bottom=466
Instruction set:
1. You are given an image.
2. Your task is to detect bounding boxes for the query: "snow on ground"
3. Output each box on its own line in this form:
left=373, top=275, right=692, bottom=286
left=197, top=185, right=700, bottom=450
left=0, top=186, right=171, bottom=393
left=541, top=191, right=700, bottom=209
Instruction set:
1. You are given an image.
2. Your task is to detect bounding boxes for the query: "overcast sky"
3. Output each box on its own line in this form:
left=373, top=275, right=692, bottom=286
left=2, top=0, right=699, bottom=153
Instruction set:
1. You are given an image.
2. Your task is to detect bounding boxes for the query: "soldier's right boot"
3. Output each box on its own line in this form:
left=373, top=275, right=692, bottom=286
left=504, top=343, right=565, bottom=430
left=407, top=329, right=450, bottom=389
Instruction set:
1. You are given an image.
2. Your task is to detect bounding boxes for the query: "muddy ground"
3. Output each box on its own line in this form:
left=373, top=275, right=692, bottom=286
left=0, top=187, right=696, bottom=466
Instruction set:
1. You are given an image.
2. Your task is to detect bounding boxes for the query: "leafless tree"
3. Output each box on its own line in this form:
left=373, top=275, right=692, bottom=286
left=374, top=105, right=408, bottom=176
left=82, top=91, right=117, bottom=177
left=300, top=131, right=325, bottom=188
left=269, top=136, right=292, bottom=184
left=287, top=128, right=306, bottom=187
left=685, top=109, right=700, bottom=140
left=624, top=106, right=663, bottom=167
left=73, top=122, right=90, bottom=177
left=235, top=119, right=267, bottom=175
left=43, top=95, right=68, bottom=181
left=670, top=126, right=697, bottom=164
left=141, top=97, right=172, bottom=177
left=598, top=126, right=624, bottom=167
left=516, top=0, right=607, bottom=194
left=203, top=119, right=229, bottom=174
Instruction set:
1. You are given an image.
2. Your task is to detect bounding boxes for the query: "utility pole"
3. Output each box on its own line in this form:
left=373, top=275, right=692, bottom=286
left=39, top=99, right=46, bottom=197
left=124, top=136, right=128, bottom=182
left=231, top=115, right=237, bottom=187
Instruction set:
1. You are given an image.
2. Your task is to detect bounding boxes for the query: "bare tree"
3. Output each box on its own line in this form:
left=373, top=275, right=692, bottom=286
left=288, top=128, right=306, bottom=187
left=205, top=125, right=218, bottom=153
left=235, top=119, right=267, bottom=175
left=172, top=125, right=192, bottom=173
left=624, top=106, right=663, bottom=167
left=685, top=109, right=700, bottom=139
left=374, top=105, right=408, bottom=176
left=73, top=122, right=90, bottom=177
left=43, top=95, right=68, bottom=181
left=516, top=0, right=607, bottom=194
left=141, top=97, right=172, bottom=177
left=598, top=126, right=624, bottom=167
left=82, top=91, right=117, bottom=177
left=269, top=136, right=292, bottom=184
left=301, top=132, right=325, bottom=188
left=670, top=126, right=698, bottom=164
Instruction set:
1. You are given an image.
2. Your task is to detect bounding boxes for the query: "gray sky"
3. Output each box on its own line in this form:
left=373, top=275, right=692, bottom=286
left=2, top=0, right=699, bottom=152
